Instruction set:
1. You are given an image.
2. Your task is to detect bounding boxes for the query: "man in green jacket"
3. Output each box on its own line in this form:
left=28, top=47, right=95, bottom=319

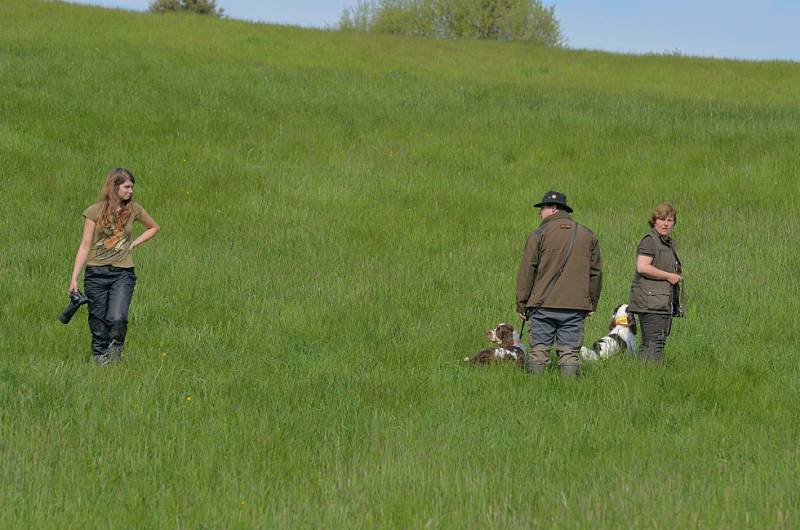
left=516, top=191, right=602, bottom=377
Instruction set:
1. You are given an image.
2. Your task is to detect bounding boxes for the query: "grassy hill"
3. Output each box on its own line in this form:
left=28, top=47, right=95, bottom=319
left=2, top=0, right=799, bottom=527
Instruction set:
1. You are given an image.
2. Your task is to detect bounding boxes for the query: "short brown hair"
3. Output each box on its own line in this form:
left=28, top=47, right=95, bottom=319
left=648, top=203, right=677, bottom=227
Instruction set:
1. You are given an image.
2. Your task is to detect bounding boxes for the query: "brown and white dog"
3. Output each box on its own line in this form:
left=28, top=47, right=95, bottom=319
left=580, top=304, right=638, bottom=361
left=465, top=323, right=526, bottom=366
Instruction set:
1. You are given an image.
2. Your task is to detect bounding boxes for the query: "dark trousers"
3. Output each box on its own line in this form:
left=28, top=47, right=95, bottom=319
left=636, top=313, right=672, bottom=362
left=84, top=266, right=136, bottom=357
left=527, top=308, right=587, bottom=368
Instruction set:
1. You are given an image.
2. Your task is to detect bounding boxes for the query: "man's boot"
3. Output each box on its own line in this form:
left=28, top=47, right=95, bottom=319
left=527, top=362, right=547, bottom=375
left=560, top=364, right=581, bottom=378
left=527, top=345, right=550, bottom=375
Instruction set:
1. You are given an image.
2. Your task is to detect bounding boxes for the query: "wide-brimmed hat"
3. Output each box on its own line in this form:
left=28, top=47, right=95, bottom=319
left=534, top=190, right=573, bottom=213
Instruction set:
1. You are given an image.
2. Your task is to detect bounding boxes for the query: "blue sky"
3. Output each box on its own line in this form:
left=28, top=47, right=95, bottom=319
left=66, top=0, right=800, bottom=62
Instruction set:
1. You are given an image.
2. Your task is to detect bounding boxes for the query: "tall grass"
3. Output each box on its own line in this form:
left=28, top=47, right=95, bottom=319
left=1, top=0, right=799, bottom=527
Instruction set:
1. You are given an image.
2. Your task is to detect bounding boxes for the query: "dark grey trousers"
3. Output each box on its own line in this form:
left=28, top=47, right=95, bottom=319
left=84, top=266, right=136, bottom=357
left=526, top=308, right=587, bottom=368
left=636, top=312, right=672, bottom=362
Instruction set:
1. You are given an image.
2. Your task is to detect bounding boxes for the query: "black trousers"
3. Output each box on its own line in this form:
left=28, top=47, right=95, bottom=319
left=636, top=312, right=672, bottom=363
left=84, top=266, right=136, bottom=357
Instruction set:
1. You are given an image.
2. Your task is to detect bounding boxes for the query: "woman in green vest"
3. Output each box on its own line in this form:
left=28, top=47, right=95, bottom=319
left=628, top=203, right=682, bottom=362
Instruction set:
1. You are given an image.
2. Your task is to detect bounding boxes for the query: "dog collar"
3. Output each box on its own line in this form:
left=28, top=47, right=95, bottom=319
left=614, top=316, right=629, bottom=326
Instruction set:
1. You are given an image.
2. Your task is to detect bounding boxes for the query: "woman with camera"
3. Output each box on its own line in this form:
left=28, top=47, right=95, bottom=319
left=628, top=203, right=683, bottom=363
left=69, top=168, right=159, bottom=365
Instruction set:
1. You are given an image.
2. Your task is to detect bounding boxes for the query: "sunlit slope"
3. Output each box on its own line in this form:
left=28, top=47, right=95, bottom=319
left=1, top=1, right=799, bottom=528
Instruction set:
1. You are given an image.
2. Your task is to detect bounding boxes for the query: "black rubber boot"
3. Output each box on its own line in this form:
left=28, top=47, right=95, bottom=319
left=106, top=340, right=124, bottom=363
left=92, top=352, right=111, bottom=366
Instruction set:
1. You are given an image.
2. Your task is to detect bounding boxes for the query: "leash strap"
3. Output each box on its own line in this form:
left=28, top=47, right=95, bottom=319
left=520, top=317, right=529, bottom=373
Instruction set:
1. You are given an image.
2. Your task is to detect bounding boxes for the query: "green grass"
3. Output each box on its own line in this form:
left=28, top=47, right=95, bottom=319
left=2, top=0, right=799, bottom=527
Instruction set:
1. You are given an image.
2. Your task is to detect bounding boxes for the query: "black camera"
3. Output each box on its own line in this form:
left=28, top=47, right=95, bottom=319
left=672, top=282, right=685, bottom=318
left=59, top=290, right=89, bottom=324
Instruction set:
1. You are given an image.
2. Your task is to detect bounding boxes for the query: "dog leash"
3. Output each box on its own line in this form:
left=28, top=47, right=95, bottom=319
left=519, top=317, right=529, bottom=373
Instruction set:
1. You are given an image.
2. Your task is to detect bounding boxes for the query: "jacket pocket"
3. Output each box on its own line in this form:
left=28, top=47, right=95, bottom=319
left=631, top=283, right=670, bottom=312
left=644, top=290, right=671, bottom=312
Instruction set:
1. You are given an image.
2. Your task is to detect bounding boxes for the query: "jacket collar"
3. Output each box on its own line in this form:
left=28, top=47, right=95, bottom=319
left=650, top=227, right=672, bottom=246
left=540, top=210, right=572, bottom=226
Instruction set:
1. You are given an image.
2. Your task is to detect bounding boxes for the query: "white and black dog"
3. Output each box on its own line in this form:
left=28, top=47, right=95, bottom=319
left=580, top=304, right=638, bottom=361
left=465, top=323, right=526, bottom=366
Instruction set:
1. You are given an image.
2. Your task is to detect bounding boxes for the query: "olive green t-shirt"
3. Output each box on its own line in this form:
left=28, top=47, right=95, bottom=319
left=83, top=202, right=146, bottom=268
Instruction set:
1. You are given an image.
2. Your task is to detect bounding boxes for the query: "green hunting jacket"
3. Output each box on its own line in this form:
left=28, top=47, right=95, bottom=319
left=628, top=229, right=682, bottom=314
left=516, top=211, right=603, bottom=314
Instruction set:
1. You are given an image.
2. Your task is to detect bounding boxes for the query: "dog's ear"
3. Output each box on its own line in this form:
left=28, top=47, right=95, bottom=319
left=487, top=326, right=502, bottom=344
left=629, top=312, right=637, bottom=335
left=498, top=325, right=514, bottom=343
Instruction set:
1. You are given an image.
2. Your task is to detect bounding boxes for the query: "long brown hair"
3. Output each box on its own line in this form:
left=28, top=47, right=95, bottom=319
left=97, top=168, right=135, bottom=230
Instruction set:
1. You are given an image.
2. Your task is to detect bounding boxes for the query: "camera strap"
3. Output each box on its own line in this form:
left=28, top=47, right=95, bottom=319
left=674, top=280, right=685, bottom=316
